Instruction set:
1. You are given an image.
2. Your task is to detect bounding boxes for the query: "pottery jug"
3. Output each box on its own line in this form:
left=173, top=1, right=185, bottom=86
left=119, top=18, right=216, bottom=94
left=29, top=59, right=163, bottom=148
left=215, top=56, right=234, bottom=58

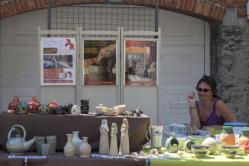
left=64, top=134, right=75, bottom=157
left=79, top=137, right=91, bottom=157
left=109, top=123, right=118, bottom=155
left=99, top=119, right=110, bottom=154
left=119, top=118, right=130, bottom=155
left=239, top=128, right=249, bottom=146
left=220, top=126, right=235, bottom=145
left=165, top=135, right=179, bottom=153
left=71, top=105, right=81, bottom=115
left=72, top=131, right=83, bottom=156
left=6, top=125, right=37, bottom=154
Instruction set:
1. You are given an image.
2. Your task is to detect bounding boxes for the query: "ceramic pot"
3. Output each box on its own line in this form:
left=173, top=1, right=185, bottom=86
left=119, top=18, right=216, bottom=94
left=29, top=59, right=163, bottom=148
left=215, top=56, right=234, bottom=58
left=220, top=126, right=235, bottom=145
left=72, top=131, right=83, bottom=156
left=239, top=128, right=249, bottom=146
left=71, top=105, right=81, bottom=115
left=165, top=135, right=179, bottom=153
left=8, top=96, right=20, bottom=113
left=64, top=134, right=75, bottom=157
left=80, top=99, right=89, bottom=114
left=17, top=101, right=29, bottom=114
left=28, top=97, right=40, bottom=113
left=79, top=137, right=91, bottom=157
left=38, top=105, right=50, bottom=114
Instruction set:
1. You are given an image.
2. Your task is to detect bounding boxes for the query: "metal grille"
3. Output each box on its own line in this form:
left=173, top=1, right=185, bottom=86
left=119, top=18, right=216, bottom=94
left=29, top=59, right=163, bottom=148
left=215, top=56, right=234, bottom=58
left=51, top=4, right=155, bottom=31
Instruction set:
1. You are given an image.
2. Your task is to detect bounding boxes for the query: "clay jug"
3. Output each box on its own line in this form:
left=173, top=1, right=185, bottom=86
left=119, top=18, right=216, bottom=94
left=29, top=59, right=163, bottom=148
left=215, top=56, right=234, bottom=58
left=72, top=131, right=83, bottom=156
left=79, top=137, right=91, bottom=157
left=99, top=119, right=110, bottom=154
left=109, top=123, right=118, bottom=155
left=64, top=134, right=75, bottom=157
left=239, top=128, right=249, bottom=146
left=220, top=126, right=235, bottom=145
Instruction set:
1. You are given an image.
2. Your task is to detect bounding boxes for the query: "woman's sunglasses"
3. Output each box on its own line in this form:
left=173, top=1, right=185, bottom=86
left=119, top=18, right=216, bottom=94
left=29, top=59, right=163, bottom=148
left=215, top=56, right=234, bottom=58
left=197, top=88, right=211, bottom=92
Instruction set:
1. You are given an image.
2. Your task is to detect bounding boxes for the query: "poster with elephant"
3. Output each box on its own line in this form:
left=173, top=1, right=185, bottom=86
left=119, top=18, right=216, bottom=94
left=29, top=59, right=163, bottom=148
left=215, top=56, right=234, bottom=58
left=83, top=40, right=116, bottom=85
left=125, top=39, right=158, bottom=86
left=40, top=37, right=76, bottom=85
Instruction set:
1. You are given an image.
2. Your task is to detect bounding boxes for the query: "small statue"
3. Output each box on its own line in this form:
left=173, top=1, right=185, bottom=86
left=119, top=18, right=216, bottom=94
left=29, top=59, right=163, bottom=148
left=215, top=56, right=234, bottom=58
left=28, top=97, right=40, bottom=113
left=8, top=96, right=20, bottom=113
left=119, top=118, right=130, bottom=155
left=109, top=123, right=118, bottom=155
left=99, top=119, right=109, bottom=154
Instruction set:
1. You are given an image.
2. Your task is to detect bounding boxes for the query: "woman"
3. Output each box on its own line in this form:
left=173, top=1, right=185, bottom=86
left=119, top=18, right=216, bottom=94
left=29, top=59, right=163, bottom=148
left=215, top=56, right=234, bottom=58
left=188, top=75, right=237, bottom=129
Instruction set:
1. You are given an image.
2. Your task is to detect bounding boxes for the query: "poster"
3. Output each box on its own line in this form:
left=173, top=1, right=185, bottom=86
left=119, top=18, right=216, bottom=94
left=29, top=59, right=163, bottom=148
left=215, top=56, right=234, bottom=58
left=41, top=38, right=76, bottom=85
left=83, top=40, right=116, bottom=85
left=125, top=40, right=157, bottom=86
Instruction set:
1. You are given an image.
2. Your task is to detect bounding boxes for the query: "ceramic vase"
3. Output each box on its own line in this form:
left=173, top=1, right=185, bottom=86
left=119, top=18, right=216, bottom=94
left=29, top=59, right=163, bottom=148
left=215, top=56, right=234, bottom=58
left=72, top=131, right=83, bottom=156
left=71, top=105, right=81, bottom=115
left=64, top=134, right=75, bottom=157
left=119, top=118, right=130, bottom=155
left=80, top=99, right=89, bottom=114
left=99, top=119, right=110, bottom=154
left=220, top=126, right=235, bottom=145
left=109, top=123, right=118, bottom=155
left=79, top=137, right=91, bottom=157
left=165, top=135, right=179, bottom=153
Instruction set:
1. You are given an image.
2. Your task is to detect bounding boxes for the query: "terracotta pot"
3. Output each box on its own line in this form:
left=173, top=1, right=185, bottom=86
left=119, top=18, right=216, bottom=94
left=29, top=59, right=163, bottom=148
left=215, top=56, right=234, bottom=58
left=219, top=126, right=235, bottom=145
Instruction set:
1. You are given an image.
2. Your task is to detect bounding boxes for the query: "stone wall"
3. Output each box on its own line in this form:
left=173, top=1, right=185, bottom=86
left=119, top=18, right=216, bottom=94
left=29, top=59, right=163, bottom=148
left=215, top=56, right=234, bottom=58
left=210, top=22, right=249, bottom=122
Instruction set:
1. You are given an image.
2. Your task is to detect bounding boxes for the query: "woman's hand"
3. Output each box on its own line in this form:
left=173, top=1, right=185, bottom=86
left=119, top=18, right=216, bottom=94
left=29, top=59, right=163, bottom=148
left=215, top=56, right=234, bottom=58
left=187, top=91, right=197, bottom=108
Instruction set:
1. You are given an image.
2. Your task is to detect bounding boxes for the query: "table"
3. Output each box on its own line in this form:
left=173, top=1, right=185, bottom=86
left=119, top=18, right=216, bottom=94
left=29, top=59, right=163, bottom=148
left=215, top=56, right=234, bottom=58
left=146, top=153, right=249, bottom=166
left=0, top=151, right=145, bottom=166
left=0, top=113, right=150, bottom=152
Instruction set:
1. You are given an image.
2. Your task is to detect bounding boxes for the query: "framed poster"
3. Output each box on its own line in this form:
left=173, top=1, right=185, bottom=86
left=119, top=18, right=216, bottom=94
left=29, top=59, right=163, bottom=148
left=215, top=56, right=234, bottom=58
left=83, top=40, right=116, bottom=85
left=125, top=39, right=158, bottom=86
left=40, top=37, right=76, bottom=85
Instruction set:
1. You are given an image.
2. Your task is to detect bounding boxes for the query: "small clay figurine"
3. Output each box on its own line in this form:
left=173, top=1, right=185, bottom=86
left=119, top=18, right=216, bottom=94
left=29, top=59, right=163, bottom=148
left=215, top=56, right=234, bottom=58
left=109, top=123, right=118, bottom=155
left=99, top=119, right=109, bottom=154
left=119, top=118, right=130, bottom=155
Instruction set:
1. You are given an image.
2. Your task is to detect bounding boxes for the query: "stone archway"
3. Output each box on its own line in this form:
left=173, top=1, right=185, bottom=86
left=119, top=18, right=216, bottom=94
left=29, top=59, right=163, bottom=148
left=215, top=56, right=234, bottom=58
left=0, top=0, right=227, bottom=21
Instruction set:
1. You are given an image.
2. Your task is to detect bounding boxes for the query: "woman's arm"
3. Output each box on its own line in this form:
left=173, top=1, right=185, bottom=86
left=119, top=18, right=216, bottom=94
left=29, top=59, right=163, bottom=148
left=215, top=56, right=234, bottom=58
left=216, top=100, right=237, bottom=122
left=189, top=106, right=201, bottom=129
left=187, top=92, right=201, bottom=129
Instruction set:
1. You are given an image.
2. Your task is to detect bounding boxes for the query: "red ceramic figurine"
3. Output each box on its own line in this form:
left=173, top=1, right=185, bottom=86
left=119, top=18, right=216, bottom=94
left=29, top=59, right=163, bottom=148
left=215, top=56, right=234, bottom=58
left=8, top=96, right=20, bottom=113
left=28, top=97, right=40, bottom=113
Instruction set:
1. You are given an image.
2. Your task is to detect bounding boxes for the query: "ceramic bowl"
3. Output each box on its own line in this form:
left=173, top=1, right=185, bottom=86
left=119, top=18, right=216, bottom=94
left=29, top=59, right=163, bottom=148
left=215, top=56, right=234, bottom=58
left=102, top=107, right=115, bottom=116
left=113, top=105, right=126, bottom=115
left=222, top=145, right=239, bottom=159
left=191, top=145, right=209, bottom=158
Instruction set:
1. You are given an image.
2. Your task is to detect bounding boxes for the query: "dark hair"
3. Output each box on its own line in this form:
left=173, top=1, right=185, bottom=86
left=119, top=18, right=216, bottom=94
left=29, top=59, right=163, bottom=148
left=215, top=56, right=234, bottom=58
left=196, top=75, right=220, bottom=98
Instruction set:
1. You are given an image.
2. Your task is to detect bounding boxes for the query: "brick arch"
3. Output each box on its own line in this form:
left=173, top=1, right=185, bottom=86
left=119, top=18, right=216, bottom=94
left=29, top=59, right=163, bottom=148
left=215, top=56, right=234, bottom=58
left=0, top=0, right=227, bottom=21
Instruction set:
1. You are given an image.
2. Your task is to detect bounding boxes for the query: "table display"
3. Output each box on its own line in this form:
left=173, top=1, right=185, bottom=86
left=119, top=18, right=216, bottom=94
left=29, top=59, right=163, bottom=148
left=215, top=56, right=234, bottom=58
left=146, top=153, right=249, bottom=166
left=0, top=113, right=150, bottom=152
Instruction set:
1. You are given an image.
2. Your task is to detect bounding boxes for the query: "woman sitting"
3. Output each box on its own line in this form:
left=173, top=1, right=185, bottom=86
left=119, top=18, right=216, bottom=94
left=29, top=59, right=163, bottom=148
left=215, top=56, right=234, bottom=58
left=188, top=75, right=237, bottom=129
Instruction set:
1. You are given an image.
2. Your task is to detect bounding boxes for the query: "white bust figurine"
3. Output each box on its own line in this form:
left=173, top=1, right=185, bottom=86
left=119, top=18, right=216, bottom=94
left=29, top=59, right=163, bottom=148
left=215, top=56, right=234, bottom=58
left=109, top=123, right=118, bottom=155
left=99, top=119, right=110, bottom=154
left=119, top=118, right=130, bottom=155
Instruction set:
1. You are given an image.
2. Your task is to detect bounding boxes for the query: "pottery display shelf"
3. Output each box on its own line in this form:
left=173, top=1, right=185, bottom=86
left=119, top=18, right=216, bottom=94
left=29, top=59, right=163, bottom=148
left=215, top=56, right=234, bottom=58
left=0, top=112, right=150, bottom=153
